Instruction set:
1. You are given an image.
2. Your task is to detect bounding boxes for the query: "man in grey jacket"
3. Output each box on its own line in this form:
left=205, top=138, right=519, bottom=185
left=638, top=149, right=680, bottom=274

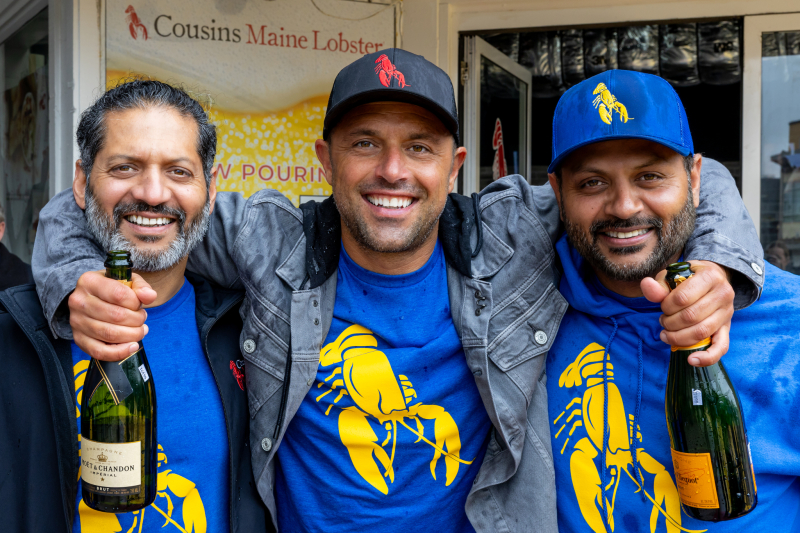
left=33, top=50, right=763, bottom=532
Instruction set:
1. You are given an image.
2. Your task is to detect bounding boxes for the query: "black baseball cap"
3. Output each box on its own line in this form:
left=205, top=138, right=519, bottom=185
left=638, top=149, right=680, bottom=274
left=323, top=48, right=460, bottom=143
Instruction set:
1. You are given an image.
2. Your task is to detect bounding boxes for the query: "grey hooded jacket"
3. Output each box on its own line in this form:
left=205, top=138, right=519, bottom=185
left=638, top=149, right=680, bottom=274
left=32, top=159, right=763, bottom=532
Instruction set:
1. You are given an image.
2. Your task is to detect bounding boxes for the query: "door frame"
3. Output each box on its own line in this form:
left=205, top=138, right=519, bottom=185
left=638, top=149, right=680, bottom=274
left=462, top=35, right=532, bottom=196
left=742, top=13, right=800, bottom=238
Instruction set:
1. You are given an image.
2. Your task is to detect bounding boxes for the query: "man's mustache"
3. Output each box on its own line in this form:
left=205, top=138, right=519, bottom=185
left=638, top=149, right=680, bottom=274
left=355, top=178, right=426, bottom=197
left=112, top=202, right=186, bottom=227
left=590, top=216, right=663, bottom=237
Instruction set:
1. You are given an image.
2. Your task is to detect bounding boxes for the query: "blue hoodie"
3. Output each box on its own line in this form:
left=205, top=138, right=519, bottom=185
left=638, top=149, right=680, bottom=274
left=547, top=235, right=800, bottom=533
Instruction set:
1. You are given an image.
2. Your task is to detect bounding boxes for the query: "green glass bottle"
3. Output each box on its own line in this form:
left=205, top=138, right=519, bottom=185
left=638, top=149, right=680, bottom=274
left=80, top=251, right=157, bottom=512
left=664, top=262, right=757, bottom=521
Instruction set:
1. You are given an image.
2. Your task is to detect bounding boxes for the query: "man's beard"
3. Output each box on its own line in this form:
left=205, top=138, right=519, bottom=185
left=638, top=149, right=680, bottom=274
left=564, top=190, right=696, bottom=282
left=84, top=184, right=211, bottom=272
left=332, top=173, right=444, bottom=255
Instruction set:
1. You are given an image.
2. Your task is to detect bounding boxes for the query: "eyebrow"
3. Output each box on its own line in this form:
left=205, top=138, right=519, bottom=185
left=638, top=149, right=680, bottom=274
left=343, top=128, right=379, bottom=138
left=407, top=132, right=440, bottom=141
left=105, top=155, right=197, bottom=166
left=341, top=129, right=444, bottom=142
left=570, top=155, right=670, bottom=175
left=632, top=155, right=669, bottom=169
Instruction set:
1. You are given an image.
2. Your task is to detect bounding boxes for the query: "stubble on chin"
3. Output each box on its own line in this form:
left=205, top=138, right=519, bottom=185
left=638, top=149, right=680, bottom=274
left=331, top=181, right=443, bottom=255
left=563, top=192, right=696, bottom=282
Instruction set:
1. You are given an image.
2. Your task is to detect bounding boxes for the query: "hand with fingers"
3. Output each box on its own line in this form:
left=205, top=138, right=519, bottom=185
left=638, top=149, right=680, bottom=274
left=69, top=270, right=158, bottom=361
left=640, top=260, right=734, bottom=367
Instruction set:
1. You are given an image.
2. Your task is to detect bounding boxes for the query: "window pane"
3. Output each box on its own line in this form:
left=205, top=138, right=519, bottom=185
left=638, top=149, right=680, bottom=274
left=1, top=8, right=49, bottom=264
left=479, top=56, right=526, bottom=190
left=761, top=31, right=800, bottom=273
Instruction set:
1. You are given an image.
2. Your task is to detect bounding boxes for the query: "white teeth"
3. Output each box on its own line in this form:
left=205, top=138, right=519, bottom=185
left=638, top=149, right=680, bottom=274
left=126, top=215, right=171, bottom=227
left=367, top=195, right=413, bottom=209
left=606, top=229, right=648, bottom=239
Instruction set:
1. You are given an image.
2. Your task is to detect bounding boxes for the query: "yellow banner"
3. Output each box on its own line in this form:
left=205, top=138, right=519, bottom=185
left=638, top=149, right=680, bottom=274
left=106, top=0, right=396, bottom=205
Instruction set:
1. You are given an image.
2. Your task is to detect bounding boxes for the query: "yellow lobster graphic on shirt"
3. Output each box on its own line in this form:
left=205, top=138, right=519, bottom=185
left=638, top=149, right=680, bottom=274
left=74, top=360, right=208, bottom=533
left=592, top=83, right=632, bottom=125
left=316, top=324, right=473, bottom=495
left=552, top=343, right=706, bottom=533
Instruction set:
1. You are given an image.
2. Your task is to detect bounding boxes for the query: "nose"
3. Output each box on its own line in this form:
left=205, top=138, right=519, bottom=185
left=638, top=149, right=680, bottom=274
left=374, top=144, right=411, bottom=184
left=605, top=181, right=642, bottom=221
left=130, top=165, right=171, bottom=207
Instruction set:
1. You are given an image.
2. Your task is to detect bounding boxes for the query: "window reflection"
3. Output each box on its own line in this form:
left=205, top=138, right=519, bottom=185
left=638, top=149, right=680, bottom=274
left=761, top=31, right=800, bottom=273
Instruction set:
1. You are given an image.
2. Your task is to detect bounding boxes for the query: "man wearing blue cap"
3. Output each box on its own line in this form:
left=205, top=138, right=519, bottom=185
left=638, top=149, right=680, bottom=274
left=545, top=69, right=800, bottom=532
left=32, top=50, right=763, bottom=532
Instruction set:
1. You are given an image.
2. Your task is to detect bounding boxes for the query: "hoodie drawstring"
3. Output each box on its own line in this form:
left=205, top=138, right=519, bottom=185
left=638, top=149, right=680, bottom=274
left=600, top=317, right=618, bottom=527
left=601, top=319, right=648, bottom=527
left=632, top=337, right=646, bottom=502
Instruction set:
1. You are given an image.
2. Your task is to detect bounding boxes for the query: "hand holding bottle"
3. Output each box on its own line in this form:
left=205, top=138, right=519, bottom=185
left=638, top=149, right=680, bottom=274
left=69, top=270, right=157, bottom=361
left=641, top=260, right=735, bottom=366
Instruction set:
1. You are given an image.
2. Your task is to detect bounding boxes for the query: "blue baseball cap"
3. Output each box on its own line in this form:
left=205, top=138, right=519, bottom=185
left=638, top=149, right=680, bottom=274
left=548, top=70, right=693, bottom=173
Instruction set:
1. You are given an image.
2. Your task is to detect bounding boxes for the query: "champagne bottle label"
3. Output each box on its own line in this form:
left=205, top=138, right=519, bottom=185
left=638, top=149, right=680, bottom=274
left=81, top=437, right=142, bottom=495
left=671, top=449, right=720, bottom=509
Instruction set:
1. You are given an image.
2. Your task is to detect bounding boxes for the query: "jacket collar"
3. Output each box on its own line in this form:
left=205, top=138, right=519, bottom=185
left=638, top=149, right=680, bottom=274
left=185, top=271, right=244, bottom=321
left=279, top=194, right=482, bottom=290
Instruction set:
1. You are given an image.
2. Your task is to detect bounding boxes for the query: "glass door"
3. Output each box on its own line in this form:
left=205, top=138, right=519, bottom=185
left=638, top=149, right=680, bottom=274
left=743, top=13, right=800, bottom=274
left=462, top=35, right=532, bottom=196
left=1, top=8, right=48, bottom=264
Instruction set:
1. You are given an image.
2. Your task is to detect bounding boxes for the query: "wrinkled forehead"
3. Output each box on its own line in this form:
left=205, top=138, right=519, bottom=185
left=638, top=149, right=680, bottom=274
left=99, top=107, right=201, bottom=161
left=334, top=101, right=452, bottom=140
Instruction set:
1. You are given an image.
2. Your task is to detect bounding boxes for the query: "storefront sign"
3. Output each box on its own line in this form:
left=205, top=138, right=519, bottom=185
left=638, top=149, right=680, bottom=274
left=107, top=0, right=396, bottom=204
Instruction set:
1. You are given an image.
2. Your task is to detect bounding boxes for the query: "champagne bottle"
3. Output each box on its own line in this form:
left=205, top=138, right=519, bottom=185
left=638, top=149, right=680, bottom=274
left=664, top=262, right=757, bottom=521
left=80, top=251, right=157, bottom=512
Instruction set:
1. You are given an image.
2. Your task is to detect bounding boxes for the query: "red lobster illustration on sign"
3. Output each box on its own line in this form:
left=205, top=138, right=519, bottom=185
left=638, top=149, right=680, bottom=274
left=374, top=54, right=409, bottom=88
left=125, top=6, right=148, bottom=41
left=491, top=118, right=508, bottom=180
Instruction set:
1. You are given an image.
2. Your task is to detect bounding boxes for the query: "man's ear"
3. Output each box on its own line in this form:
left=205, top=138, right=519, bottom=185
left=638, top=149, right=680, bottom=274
left=690, top=154, right=703, bottom=209
left=548, top=173, right=564, bottom=222
left=315, top=139, right=334, bottom=186
left=448, top=147, right=467, bottom=194
left=208, top=167, right=218, bottom=215
left=73, top=160, right=87, bottom=209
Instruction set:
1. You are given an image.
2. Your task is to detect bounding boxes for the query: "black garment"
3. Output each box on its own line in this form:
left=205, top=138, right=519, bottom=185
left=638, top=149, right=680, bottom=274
left=0, top=242, right=33, bottom=291
left=0, top=274, right=272, bottom=533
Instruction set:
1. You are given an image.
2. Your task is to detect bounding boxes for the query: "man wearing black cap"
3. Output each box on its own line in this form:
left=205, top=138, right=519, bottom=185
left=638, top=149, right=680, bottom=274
left=32, top=49, right=763, bottom=532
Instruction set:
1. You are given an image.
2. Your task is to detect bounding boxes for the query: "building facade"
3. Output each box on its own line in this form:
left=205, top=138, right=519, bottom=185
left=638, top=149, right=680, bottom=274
left=1, top=0, right=798, bottom=272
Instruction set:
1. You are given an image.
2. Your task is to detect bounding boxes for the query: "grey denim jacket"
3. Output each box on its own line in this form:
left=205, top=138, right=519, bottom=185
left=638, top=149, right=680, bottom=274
left=33, top=159, right=763, bottom=532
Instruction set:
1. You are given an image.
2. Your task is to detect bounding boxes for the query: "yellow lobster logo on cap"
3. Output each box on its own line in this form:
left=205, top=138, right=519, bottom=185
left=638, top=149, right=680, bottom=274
left=592, top=83, right=632, bottom=125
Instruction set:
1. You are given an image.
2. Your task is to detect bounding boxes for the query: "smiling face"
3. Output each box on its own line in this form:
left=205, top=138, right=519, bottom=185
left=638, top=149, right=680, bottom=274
left=549, top=139, right=701, bottom=291
left=316, top=102, right=466, bottom=270
left=73, top=106, right=216, bottom=272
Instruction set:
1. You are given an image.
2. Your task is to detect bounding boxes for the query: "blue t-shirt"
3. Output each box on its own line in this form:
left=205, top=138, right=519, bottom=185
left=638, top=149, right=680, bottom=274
left=71, top=279, right=229, bottom=533
left=547, top=235, right=800, bottom=533
left=276, top=241, right=491, bottom=532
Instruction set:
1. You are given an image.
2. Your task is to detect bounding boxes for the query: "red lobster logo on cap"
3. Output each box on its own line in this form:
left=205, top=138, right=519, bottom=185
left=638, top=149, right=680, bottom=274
left=375, top=54, right=409, bottom=88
